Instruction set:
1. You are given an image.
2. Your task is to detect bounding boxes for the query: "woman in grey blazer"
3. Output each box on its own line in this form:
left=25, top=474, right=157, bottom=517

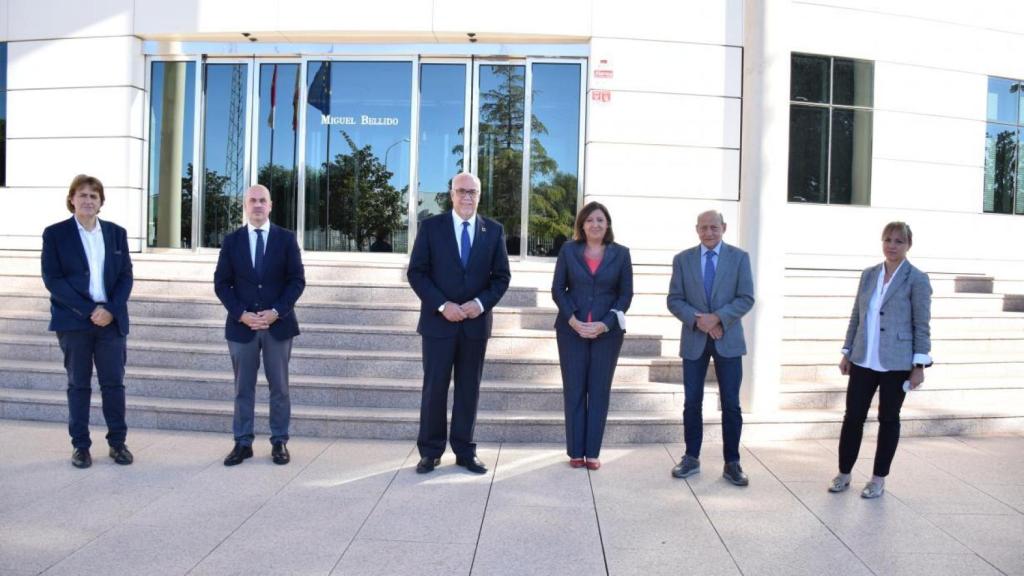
left=830, top=222, right=932, bottom=498
left=552, top=202, right=633, bottom=470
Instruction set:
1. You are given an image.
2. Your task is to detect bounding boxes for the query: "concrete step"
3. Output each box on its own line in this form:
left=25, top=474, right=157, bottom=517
left=0, top=334, right=684, bottom=384
left=783, top=314, right=1024, bottom=339
left=0, top=359, right=699, bottom=413
left=0, top=313, right=665, bottom=358
left=782, top=337, right=1024, bottom=364
left=785, top=294, right=1008, bottom=316
left=784, top=273, right=981, bottom=296
left=2, top=387, right=1020, bottom=442
left=783, top=361, right=1024, bottom=385
left=779, top=379, right=1024, bottom=411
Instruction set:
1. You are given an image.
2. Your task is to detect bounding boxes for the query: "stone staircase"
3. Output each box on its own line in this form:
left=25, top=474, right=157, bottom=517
left=0, top=251, right=1021, bottom=442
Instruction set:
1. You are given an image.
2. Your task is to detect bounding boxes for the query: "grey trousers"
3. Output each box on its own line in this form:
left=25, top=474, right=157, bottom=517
left=228, top=330, right=293, bottom=446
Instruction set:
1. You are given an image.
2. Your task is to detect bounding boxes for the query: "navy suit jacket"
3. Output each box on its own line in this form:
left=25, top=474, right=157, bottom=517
left=214, top=224, right=305, bottom=343
left=407, top=212, right=511, bottom=340
left=551, top=241, right=633, bottom=335
left=41, top=216, right=133, bottom=336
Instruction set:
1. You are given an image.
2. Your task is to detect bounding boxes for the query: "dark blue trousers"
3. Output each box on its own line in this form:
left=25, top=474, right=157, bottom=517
left=418, top=329, right=487, bottom=459
left=556, top=329, right=624, bottom=459
left=683, top=338, right=743, bottom=463
left=57, top=324, right=128, bottom=450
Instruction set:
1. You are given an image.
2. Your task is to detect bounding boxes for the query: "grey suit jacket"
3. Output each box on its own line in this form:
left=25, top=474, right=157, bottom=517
left=667, top=242, right=755, bottom=360
left=843, top=260, right=932, bottom=371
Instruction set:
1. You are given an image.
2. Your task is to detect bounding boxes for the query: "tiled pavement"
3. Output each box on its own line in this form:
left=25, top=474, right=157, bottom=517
left=0, top=420, right=1021, bottom=576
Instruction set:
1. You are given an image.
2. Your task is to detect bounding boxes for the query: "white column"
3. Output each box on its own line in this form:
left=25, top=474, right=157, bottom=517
left=738, top=0, right=790, bottom=413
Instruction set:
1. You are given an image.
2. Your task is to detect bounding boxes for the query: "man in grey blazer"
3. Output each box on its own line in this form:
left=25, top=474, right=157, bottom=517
left=667, top=210, right=755, bottom=486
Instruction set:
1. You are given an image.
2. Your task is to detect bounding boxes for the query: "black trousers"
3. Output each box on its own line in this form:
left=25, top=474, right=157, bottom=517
left=417, top=330, right=487, bottom=459
left=57, top=324, right=128, bottom=450
left=837, top=363, right=909, bottom=477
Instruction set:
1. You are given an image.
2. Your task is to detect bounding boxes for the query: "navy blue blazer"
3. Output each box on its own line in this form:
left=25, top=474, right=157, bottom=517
left=407, top=212, right=511, bottom=340
left=41, top=216, right=133, bottom=336
left=551, top=241, right=634, bottom=335
left=214, top=224, right=305, bottom=343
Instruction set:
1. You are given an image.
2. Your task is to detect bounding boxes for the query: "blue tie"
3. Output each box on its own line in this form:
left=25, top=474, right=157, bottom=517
left=703, top=250, right=715, bottom=306
left=460, top=221, right=471, bottom=269
left=254, top=228, right=265, bottom=279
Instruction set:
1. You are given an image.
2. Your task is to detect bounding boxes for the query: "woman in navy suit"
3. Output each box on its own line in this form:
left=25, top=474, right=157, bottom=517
left=552, top=202, right=633, bottom=470
left=830, top=221, right=932, bottom=498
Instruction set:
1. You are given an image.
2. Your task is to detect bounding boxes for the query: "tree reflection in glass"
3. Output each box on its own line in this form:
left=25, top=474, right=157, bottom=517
left=477, top=65, right=526, bottom=256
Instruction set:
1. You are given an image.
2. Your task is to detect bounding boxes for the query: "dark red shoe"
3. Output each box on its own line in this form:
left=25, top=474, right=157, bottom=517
left=569, top=458, right=585, bottom=468
left=585, top=459, right=601, bottom=470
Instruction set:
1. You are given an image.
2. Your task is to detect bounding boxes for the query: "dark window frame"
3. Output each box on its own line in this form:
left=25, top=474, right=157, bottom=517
left=983, top=76, right=1024, bottom=215
left=788, top=53, right=874, bottom=205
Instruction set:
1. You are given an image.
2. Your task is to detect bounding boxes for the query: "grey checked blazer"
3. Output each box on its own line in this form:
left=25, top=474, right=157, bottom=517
left=667, top=242, right=755, bottom=360
left=842, top=260, right=932, bottom=371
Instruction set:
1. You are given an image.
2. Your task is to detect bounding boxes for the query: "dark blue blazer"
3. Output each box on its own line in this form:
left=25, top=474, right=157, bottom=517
left=551, top=241, right=633, bottom=335
left=407, top=212, right=511, bottom=340
left=41, top=217, right=133, bottom=336
left=214, top=224, right=305, bottom=343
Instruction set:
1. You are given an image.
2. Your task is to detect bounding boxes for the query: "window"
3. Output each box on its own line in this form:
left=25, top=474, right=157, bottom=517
left=0, top=43, right=7, bottom=187
left=984, top=77, right=1024, bottom=214
left=788, top=53, right=874, bottom=205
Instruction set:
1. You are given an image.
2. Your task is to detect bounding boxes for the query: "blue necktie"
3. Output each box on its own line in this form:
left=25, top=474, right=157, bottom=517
left=460, top=221, right=471, bottom=269
left=254, top=228, right=265, bottom=279
left=703, top=250, right=715, bottom=306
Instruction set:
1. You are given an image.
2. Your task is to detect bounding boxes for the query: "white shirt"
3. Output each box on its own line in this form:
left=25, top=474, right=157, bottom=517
left=699, top=242, right=721, bottom=281
left=74, top=216, right=107, bottom=303
left=452, top=211, right=477, bottom=258
left=246, top=221, right=271, bottom=268
left=860, top=260, right=905, bottom=371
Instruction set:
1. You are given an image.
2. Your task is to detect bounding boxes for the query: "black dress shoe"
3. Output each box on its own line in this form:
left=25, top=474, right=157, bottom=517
left=723, top=462, right=749, bottom=486
left=71, top=448, right=92, bottom=469
left=271, top=442, right=290, bottom=465
left=223, top=443, right=254, bottom=466
left=109, top=445, right=134, bottom=465
left=455, top=455, right=488, bottom=474
left=416, top=456, right=440, bottom=474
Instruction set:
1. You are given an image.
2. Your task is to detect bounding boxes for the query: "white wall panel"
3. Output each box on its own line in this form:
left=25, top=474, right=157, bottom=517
left=590, top=39, right=741, bottom=97
left=585, top=195, right=740, bottom=254
left=874, top=63, right=986, bottom=121
left=0, top=187, right=143, bottom=250
left=588, top=91, right=741, bottom=149
left=592, top=0, right=743, bottom=46
left=870, top=158, right=982, bottom=213
left=7, top=0, right=131, bottom=40
left=5, top=137, right=143, bottom=189
left=7, top=37, right=143, bottom=90
left=796, top=0, right=1024, bottom=37
left=7, top=87, right=143, bottom=139
left=0, top=0, right=9, bottom=41
left=433, top=0, right=590, bottom=39
left=586, top=143, right=739, bottom=201
left=873, top=110, right=985, bottom=168
left=135, top=0, right=276, bottom=37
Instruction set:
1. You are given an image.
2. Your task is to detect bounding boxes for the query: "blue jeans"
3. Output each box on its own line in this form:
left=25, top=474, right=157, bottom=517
left=683, top=338, right=743, bottom=463
left=57, top=324, right=128, bottom=450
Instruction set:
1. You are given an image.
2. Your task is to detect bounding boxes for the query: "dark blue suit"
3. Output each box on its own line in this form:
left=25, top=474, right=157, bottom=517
left=214, top=224, right=305, bottom=445
left=41, top=216, right=133, bottom=449
left=407, top=212, right=510, bottom=458
left=552, top=241, right=633, bottom=458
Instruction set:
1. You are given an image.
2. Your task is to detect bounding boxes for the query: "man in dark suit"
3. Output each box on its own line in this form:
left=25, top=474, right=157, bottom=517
left=667, top=210, right=755, bottom=486
left=407, top=172, right=511, bottom=474
left=214, top=184, right=305, bottom=466
left=41, top=174, right=134, bottom=469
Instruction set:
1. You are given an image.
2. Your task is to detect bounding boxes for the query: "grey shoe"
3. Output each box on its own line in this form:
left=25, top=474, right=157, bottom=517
left=671, top=455, right=700, bottom=478
left=723, top=462, right=749, bottom=486
left=861, top=481, right=885, bottom=499
left=828, top=475, right=851, bottom=493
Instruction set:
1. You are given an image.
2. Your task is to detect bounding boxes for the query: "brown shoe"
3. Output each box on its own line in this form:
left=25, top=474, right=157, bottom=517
left=585, top=458, right=601, bottom=471
left=569, top=458, right=586, bottom=468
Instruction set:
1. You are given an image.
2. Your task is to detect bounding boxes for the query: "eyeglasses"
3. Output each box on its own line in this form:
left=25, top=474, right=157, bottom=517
left=453, top=188, right=479, bottom=198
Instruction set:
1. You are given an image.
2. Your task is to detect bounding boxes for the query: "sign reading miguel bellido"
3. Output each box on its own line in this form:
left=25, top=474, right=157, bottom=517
left=320, top=114, right=400, bottom=126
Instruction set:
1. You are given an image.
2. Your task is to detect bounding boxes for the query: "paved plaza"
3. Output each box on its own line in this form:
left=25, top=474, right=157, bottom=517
left=0, top=420, right=1021, bottom=575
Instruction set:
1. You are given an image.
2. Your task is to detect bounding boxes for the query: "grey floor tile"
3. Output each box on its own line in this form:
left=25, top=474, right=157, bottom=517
left=472, top=504, right=604, bottom=576
left=971, top=482, right=1024, bottom=514
left=332, top=539, right=474, bottom=576
left=605, top=545, right=741, bottom=576
left=868, top=553, right=1004, bottom=576
left=900, top=436, right=1024, bottom=487
left=924, top=513, right=1024, bottom=576
left=884, top=450, right=1017, bottom=516
left=487, top=445, right=593, bottom=509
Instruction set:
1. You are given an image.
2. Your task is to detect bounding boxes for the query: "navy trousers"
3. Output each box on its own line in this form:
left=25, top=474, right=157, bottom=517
left=418, top=329, right=487, bottom=459
left=556, top=329, right=624, bottom=459
left=57, top=324, right=128, bottom=450
left=228, top=331, right=294, bottom=447
left=683, top=337, right=743, bottom=463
